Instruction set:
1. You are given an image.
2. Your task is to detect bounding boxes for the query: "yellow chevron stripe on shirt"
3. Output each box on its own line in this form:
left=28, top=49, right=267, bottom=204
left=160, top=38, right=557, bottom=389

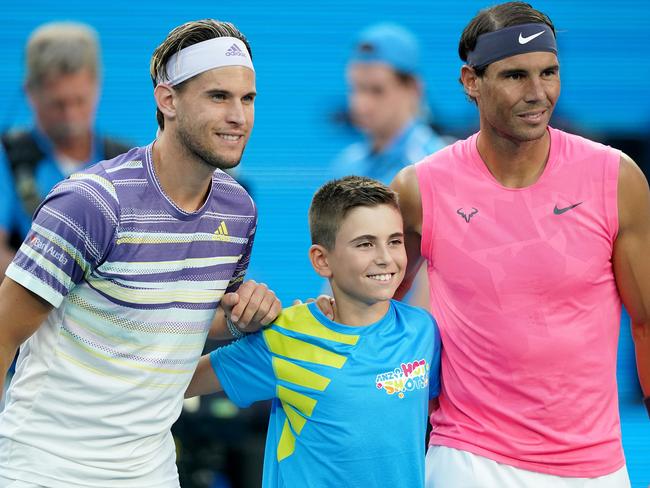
left=263, top=329, right=347, bottom=368
left=272, top=357, right=331, bottom=391
left=282, top=401, right=307, bottom=435
left=277, top=385, right=317, bottom=417
left=275, top=390, right=315, bottom=462
left=277, top=419, right=295, bottom=462
left=274, top=306, right=360, bottom=345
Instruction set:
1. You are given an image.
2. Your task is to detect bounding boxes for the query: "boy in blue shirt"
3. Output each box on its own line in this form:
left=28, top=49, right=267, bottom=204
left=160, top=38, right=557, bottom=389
left=186, top=176, right=441, bottom=487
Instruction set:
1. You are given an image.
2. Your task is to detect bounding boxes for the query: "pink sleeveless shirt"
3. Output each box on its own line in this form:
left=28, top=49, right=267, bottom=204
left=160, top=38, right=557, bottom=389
left=416, top=127, right=624, bottom=477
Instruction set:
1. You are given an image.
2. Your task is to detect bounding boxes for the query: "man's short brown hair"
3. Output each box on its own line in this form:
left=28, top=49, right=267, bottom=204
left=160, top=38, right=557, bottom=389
left=150, top=19, right=252, bottom=129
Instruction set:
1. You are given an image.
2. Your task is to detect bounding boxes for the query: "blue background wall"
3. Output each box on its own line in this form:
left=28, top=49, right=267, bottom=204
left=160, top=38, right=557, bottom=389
left=2, top=0, right=649, bottom=305
left=2, top=1, right=649, bottom=486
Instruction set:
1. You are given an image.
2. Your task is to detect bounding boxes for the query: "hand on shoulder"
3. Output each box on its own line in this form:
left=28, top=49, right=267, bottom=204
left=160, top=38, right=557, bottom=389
left=221, top=280, right=282, bottom=333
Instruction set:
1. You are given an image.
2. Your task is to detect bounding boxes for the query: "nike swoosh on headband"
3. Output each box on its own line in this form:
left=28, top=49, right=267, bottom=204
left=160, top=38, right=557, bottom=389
left=518, top=31, right=545, bottom=44
left=467, top=23, right=557, bottom=69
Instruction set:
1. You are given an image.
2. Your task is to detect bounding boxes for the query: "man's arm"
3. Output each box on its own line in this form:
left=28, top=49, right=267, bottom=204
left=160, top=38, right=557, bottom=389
left=0, top=230, right=16, bottom=278
left=390, top=165, right=425, bottom=300
left=0, top=278, right=52, bottom=393
left=612, top=154, right=650, bottom=404
left=208, top=280, right=282, bottom=339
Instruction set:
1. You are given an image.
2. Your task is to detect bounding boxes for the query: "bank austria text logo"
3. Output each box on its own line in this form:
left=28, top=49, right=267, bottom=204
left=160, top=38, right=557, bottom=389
left=30, top=234, right=69, bottom=266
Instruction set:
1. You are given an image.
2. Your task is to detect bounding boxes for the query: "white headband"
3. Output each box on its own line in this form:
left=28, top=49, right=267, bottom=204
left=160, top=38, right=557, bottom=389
left=158, top=36, right=254, bottom=86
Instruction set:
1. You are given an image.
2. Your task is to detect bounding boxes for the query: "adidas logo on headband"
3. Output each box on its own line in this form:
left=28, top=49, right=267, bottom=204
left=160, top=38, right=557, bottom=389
left=225, top=43, right=245, bottom=57
left=159, top=37, right=255, bottom=86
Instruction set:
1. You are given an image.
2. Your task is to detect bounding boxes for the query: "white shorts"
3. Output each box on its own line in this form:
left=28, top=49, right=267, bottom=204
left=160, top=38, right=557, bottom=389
left=425, top=445, right=631, bottom=488
left=0, top=476, right=44, bottom=488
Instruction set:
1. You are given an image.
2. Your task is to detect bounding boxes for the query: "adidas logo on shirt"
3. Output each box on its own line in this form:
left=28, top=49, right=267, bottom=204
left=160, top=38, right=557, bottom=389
left=225, top=44, right=245, bottom=57
left=215, top=221, right=229, bottom=236
left=214, top=221, right=230, bottom=241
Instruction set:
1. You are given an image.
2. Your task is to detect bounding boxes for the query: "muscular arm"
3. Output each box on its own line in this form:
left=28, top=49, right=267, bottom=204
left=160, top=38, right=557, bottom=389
left=612, top=154, right=650, bottom=398
left=0, top=278, right=52, bottom=394
left=390, top=165, right=426, bottom=300
left=0, top=230, right=16, bottom=278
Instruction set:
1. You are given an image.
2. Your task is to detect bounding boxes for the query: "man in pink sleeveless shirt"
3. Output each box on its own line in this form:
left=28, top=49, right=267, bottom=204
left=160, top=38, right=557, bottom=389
left=391, top=2, right=650, bottom=487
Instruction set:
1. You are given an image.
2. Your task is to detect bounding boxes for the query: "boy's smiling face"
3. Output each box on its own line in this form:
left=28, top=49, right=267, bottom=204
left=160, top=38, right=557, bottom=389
left=316, top=204, right=407, bottom=311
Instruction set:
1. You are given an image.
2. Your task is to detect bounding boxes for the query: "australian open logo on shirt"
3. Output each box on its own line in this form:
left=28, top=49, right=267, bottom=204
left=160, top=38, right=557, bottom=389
left=375, top=359, right=429, bottom=399
left=29, top=234, right=69, bottom=266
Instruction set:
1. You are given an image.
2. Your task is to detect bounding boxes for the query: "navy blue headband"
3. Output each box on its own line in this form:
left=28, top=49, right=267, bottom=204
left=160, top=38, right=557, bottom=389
left=467, top=23, right=557, bottom=69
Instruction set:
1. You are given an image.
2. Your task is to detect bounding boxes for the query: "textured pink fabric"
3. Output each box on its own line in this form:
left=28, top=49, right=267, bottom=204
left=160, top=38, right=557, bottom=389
left=416, top=127, right=623, bottom=477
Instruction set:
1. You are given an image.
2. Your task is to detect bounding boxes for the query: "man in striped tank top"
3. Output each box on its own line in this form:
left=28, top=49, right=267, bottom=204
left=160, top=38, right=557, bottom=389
left=0, top=19, right=281, bottom=488
left=391, top=2, right=650, bottom=487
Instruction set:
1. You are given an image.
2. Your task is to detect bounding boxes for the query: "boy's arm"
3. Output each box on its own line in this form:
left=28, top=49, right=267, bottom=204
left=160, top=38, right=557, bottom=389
left=187, top=328, right=277, bottom=406
left=185, top=354, right=222, bottom=398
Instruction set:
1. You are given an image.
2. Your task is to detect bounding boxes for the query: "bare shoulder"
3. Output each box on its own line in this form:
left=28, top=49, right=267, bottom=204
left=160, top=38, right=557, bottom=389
left=391, top=165, right=422, bottom=229
left=390, top=165, right=423, bottom=231
left=391, top=164, right=419, bottom=193
left=619, top=152, right=647, bottom=186
left=618, top=153, right=650, bottom=233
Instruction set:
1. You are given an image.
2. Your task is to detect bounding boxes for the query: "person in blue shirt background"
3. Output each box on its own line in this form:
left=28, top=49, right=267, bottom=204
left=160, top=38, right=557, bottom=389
left=187, top=176, right=441, bottom=487
left=331, top=23, right=450, bottom=184
left=331, top=23, right=451, bottom=311
left=0, top=22, right=130, bottom=276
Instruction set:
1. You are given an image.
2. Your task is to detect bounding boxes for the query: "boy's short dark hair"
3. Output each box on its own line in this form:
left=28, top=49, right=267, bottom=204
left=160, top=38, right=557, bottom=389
left=309, top=176, right=400, bottom=250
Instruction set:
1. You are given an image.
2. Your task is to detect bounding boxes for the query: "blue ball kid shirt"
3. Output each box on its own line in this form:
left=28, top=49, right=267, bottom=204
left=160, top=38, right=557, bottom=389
left=211, top=300, right=441, bottom=488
